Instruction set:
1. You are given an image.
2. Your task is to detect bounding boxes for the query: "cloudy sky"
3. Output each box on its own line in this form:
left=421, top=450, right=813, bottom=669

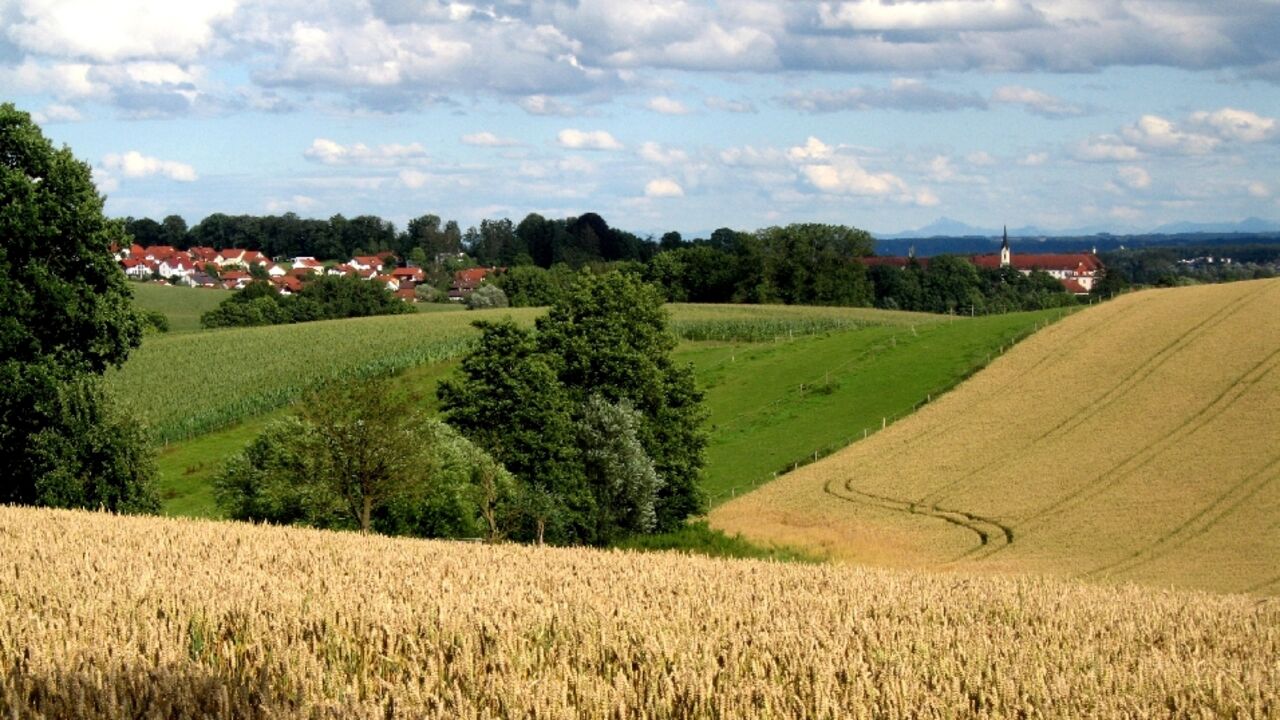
left=4, top=0, right=1280, bottom=236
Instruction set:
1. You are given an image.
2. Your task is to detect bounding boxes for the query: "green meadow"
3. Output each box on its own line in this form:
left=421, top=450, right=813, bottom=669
left=126, top=284, right=1066, bottom=520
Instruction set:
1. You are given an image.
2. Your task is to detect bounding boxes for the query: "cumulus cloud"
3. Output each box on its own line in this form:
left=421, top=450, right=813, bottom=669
left=817, top=0, right=1043, bottom=33
left=303, top=138, right=428, bottom=166
left=398, top=169, right=429, bottom=188
left=638, top=141, right=689, bottom=166
left=31, top=103, right=82, bottom=123
left=6, top=0, right=236, bottom=63
left=787, top=136, right=927, bottom=203
left=991, top=85, right=1084, bottom=117
left=645, top=96, right=690, bottom=114
left=1189, top=107, right=1277, bottom=143
left=1115, top=165, right=1151, bottom=190
left=966, top=151, right=997, bottom=166
left=1018, top=152, right=1049, bottom=166
left=1073, top=135, right=1141, bottom=162
left=925, top=155, right=987, bottom=184
left=1120, top=115, right=1220, bottom=155
left=782, top=78, right=986, bottom=113
left=461, top=132, right=518, bottom=147
left=644, top=178, right=684, bottom=198
left=99, top=150, right=197, bottom=182
left=519, top=94, right=579, bottom=116
left=556, top=128, right=623, bottom=151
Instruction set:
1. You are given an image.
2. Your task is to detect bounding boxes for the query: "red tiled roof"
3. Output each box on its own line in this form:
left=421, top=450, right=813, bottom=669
left=218, top=248, right=245, bottom=258
left=289, top=267, right=317, bottom=277
left=144, top=245, right=177, bottom=259
left=1062, top=278, right=1090, bottom=294
left=454, top=268, right=490, bottom=285
left=352, top=255, right=383, bottom=267
left=971, top=253, right=1102, bottom=272
left=189, top=246, right=217, bottom=260
left=394, top=288, right=417, bottom=300
left=222, top=271, right=250, bottom=280
left=391, top=267, right=423, bottom=277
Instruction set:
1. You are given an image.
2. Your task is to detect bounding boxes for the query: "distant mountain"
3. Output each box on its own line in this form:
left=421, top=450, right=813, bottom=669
left=876, top=217, right=1279, bottom=240
left=1149, top=217, right=1280, bottom=235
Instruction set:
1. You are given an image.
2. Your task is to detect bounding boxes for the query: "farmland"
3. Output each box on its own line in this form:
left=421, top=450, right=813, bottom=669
left=120, top=292, right=1056, bottom=518
left=712, top=279, right=1280, bottom=595
left=130, top=282, right=229, bottom=333
left=3, top=506, right=1276, bottom=718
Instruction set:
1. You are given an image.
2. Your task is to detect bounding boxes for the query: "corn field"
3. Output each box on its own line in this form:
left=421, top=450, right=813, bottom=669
left=1, top=506, right=1276, bottom=718
left=108, top=304, right=942, bottom=444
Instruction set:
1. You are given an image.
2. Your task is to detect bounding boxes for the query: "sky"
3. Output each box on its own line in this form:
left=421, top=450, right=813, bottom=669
left=3, top=0, right=1280, bottom=237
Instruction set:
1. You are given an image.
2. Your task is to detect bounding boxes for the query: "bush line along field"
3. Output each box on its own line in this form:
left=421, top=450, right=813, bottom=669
left=4, top=507, right=1277, bottom=719
left=712, top=279, right=1280, bottom=595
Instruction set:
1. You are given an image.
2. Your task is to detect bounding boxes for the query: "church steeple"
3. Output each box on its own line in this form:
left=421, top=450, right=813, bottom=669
left=1000, top=225, right=1011, bottom=268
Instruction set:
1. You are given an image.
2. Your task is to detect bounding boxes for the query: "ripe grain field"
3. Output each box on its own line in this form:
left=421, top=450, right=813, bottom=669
left=712, top=279, right=1280, bottom=595
left=2, top=506, right=1276, bottom=718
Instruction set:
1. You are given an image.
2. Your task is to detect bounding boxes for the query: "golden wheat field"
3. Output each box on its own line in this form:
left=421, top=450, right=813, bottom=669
left=712, top=279, right=1280, bottom=595
left=1, top=506, right=1277, bottom=718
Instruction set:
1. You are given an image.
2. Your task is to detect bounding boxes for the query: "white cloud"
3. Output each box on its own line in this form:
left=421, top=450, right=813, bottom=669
left=818, top=0, right=1042, bottom=32
left=644, top=178, right=684, bottom=198
left=645, top=96, right=690, bottom=115
left=1018, top=152, right=1049, bottom=166
left=991, top=85, right=1084, bottom=117
left=460, top=132, right=518, bottom=147
left=704, top=96, right=756, bottom=113
left=1189, top=108, right=1277, bottom=143
left=1120, top=115, right=1219, bottom=156
left=100, top=151, right=197, bottom=181
left=303, top=138, right=428, bottom=166
left=788, top=137, right=912, bottom=198
left=783, top=78, right=985, bottom=113
left=1116, top=165, right=1151, bottom=190
left=7, top=0, right=236, bottom=62
left=398, top=169, right=429, bottom=188
left=31, top=103, right=82, bottom=123
left=556, top=128, right=623, bottom=151
left=638, top=141, right=688, bottom=166
left=1073, top=135, right=1141, bottom=162
left=519, top=95, right=579, bottom=116
left=925, top=155, right=987, bottom=184
left=1247, top=181, right=1270, bottom=198
left=265, top=195, right=318, bottom=213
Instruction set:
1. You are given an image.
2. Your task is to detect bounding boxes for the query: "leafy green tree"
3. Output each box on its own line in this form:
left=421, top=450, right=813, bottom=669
left=0, top=103, right=156, bottom=511
left=578, top=395, right=662, bottom=540
left=215, top=377, right=514, bottom=539
left=440, top=273, right=707, bottom=543
left=465, top=283, right=509, bottom=310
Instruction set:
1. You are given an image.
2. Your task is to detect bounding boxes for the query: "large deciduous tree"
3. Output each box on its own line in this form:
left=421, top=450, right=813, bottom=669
left=439, top=272, right=707, bottom=544
left=0, top=103, right=156, bottom=511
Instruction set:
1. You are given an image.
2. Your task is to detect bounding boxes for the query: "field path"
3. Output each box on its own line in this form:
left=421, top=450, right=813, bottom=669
left=711, top=279, right=1280, bottom=594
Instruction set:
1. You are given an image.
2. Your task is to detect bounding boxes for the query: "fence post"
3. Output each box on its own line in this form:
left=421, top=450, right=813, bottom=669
left=882, top=417, right=886, bottom=429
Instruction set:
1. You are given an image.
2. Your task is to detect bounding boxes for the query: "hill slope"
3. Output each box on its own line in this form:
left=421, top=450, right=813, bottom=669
left=3, top=507, right=1276, bottom=718
left=712, top=279, right=1280, bottom=594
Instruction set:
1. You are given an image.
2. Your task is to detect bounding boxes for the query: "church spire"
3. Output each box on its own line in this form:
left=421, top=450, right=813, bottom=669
left=1000, top=225, right=1011, bottom=268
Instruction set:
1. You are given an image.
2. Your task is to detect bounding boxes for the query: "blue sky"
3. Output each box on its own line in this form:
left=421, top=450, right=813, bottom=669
left=3, top=0, right=1279, bottom=237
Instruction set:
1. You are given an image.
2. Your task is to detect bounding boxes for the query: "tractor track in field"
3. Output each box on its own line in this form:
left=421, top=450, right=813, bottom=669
left=913, top=282, right=1275, bottom=509
left=1081, top=454, right=1280, bottom=581
left=822, top=476, right=1013, bottom=560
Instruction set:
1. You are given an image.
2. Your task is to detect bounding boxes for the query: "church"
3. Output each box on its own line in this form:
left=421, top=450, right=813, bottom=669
left=863, top=227, right=1104, bottom=295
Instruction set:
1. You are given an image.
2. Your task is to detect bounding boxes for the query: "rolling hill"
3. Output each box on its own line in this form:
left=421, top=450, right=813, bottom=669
left=712, top=279, right=1280, bottom=594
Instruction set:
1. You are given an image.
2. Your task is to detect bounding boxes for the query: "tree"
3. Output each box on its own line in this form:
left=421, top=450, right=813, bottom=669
left=215, top=381, right=514, bottom=539
left=439, top=273, right=707, bottom=543
left=0, top=103, right=156, bottom=511
left=465, top=283, right=508, bottom=309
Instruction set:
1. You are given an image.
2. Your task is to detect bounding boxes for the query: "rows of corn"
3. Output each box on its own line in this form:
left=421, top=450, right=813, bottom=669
left=2, top=506, right=1275, bottom=718
left=108, top=304, right=945, bottom=444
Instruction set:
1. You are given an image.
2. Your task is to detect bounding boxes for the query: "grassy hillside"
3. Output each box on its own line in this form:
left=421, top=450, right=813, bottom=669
left=4, top=506, right=1276, bottom=718
left=692, top=308, right=1066, bottom=504
left=130, top=282, right=229, bottom=333
left=712, top=279, right=1280, bottom=594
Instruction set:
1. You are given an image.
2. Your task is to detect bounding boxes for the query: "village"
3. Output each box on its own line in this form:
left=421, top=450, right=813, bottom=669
left=114, top=243, right=498, bottom=302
